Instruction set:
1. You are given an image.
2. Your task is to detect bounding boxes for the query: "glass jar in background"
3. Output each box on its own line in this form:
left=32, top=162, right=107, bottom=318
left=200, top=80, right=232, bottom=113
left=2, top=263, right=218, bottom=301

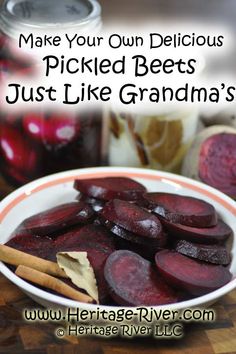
left=0, top=0, right=102, bottom=79
left=108, top=109, right=199, bottom=173
left=0, top=111, right=103, bottom=186
left=0, top=0, right=104, bottom=187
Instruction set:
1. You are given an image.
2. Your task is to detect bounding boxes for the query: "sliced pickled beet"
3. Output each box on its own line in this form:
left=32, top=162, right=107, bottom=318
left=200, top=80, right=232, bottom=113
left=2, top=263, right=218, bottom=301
left=143, top=192, right=217, bottom=228
left=53, top=225, right=115, bottom=253
left=100, top=199, right=163, bottom=239
left=104, top=250, right=179, bottom=306
left=20, top=202, right=94, bottom=236
left=160, top=218, right=232, bottom=244
left=155, top=250, right=232, bottom=295
left=6, top=234, right=53, bottom=259
left=103, top=220, right=167, bottom=260
left=113, top=237, right=163, bottom=261
left=77, top=193, right=105, bottom=212
left=23, top=113, right=80, bottom=148
left=175, top=240, right=231, bottom=265
left=74, top=177, right=146, bottom=201
left=102, top=217, right=167, bottom=249
left=199, top=133, right=236, bottom=198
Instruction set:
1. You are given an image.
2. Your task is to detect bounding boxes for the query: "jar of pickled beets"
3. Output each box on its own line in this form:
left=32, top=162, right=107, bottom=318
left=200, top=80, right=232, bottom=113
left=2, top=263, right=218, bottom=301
left=0, top=0, right=104, bottom=187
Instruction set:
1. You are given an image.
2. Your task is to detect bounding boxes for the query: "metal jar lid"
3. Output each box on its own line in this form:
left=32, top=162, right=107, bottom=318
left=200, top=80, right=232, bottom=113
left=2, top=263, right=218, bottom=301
left=0, top=0, right=102, bottom=37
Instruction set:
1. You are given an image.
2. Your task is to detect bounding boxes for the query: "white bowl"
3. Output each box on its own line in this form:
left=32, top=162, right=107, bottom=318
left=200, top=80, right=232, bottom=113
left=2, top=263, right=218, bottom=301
left=0, top=167, right=235, bottom=312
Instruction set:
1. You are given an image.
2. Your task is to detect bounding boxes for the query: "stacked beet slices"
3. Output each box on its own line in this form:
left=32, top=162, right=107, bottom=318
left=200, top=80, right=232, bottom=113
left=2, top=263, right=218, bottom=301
left=75, top=176, right=147, bottom=211
left=6, top=176, right=233, bottom=306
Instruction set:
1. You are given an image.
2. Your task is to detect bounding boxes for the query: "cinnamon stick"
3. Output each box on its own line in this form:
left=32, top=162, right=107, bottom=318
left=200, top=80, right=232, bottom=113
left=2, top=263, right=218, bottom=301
left=0, top=244, right=67, bottom=278
left=15, top=265, right=94, bottom=303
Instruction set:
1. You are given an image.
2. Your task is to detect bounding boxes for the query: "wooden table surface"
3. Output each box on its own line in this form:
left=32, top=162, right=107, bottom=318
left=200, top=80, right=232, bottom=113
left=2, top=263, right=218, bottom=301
left=0, top=176, right=236, bottom=354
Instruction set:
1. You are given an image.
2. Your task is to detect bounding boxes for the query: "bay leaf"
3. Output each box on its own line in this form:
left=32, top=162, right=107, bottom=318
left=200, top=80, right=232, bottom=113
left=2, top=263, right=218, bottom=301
left=56, top=251, right=99, bottom=303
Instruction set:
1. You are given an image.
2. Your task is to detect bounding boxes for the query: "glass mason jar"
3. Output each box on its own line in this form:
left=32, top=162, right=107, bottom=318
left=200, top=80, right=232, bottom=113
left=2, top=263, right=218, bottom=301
left=0, top=0, right=104, bottom=186
left=108, top=109, right=199, bottom=173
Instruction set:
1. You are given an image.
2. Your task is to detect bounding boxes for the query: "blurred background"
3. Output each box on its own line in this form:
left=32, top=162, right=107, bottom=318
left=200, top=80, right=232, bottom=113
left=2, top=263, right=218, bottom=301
left=0, top=0, right=235, bottom=200
left=100, top=0, right=236, bottom=25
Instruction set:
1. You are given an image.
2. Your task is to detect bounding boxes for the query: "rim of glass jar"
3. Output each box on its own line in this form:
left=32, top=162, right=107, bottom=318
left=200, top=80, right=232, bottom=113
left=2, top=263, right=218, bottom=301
left=0, top=0, right=102, bottom=37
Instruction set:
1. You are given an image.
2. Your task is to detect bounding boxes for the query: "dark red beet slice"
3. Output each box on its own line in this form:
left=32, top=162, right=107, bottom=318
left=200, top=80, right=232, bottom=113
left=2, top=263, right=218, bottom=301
left=155, top=250, right=232, bottom=296
left=74, top=177, right=146, bottom=201
left=53, top=225, right=116, bottom=303
left=199, top=133, right=236, bottom=199
left=104, top=250, right=178, bottom=306
left=102, top=217, right=167, bottom=249
left=143, top=193, right=217, bottom=228
left=77, top=193, right=105, bottom=212
left=113, top=236, right=166, bottom=261
left=6, top=234, right=53, bottom=260
left=175, top=240, right=231, bottom=265
left=100, top=199, right=163, bottom=240
left=160, top=218, right=232, bottom=244
left=53, top=225, right=115, bottom=253
left=19, top=202, right=94, bottom=236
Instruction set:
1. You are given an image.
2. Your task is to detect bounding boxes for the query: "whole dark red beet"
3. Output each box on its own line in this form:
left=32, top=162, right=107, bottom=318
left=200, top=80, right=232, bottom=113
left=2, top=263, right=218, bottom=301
left=155, top=250, right=232, bottom=296
left=19, top=202, right=94, bottom=236
left=104, top=250, right=179, bottom=306
left=100, top=199, right=163, bottom=239
left=199, top=133, right=236, bottom=198
left=23, top=113, right=80, bottom=148
left=160, top=218, right=232, bottom=244
left=0, top=124, right=40, bottom=179
left=143, top=192, right=217, bottom=228
left=74, top=177, right=146, bottom=201
left=175, top=240, right=231, bottom=265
